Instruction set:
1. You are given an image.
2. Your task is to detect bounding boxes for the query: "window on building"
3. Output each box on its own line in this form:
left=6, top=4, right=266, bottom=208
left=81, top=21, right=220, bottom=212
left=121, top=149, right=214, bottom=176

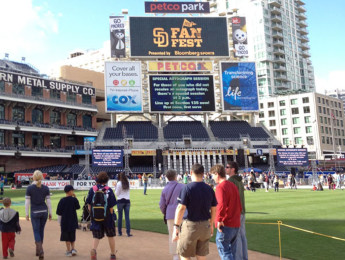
left=291, top=99, right=297, bottom=105
left=32, top=134, right=43, bottom=148
left=12, top=132, right=25, bottom=146
left=294, top=137, right=302, bottom=144
left=318, top=106, right=322, bottom=113
left=280, top=109, right=286, bottom=116
left=32, top=109, right=43, bottom=124
left=0, top=81, right=5, bottom=92
left=303, top=106, right=310, bottom=113
left=12, top=84, right=25, bottom=95
left=304, top=116, right=311, bottom=123
left=327, top=108, right=330, bottom=115
left=282, top=128, right=288, bottom=135
left=293, top=127, right=301, bottom=134
left=323, top=107, right=326, bottom=114
left=269, top=111, right=275, bottom=117
left=268, top=102, right=274, bottom=108
left=12, top=106, right=25, bottom=122
left=317, top=97, right=321, bottom=103
left=320, top=116, right=323, bottom=123
left=328, top=118, right=330, bottom=124
left=0, top=130, right=4, bottom=145
left=270, top=129, right=277, bottom=135
left=50, top=89, right=61, bottom=100
left=307, top=136, right=314, bottom=145
left=291, top=108, right=299, bottom=114
left=321, top=126, right=324, bottom=133
left=82, top=114, right=92, bottom=129
left=31, top=86, right=43, bottom=97
left=325, top=127, right=328, bottom=134
left=326, top=100, right=329, bottom=106
left=302, top=97, right=309, bottom=103
left=283, top=138, right=289, bottom=145
left=330, top=138, right=333, bottom=145
left=322, top=136, right=325, bottom=144
left=306, top=126, right=312, bottom=133
left=0, top=105, right=4, bottom=120
left=82, top=95, right=91, bottom=104
left=281, top=118, right=287, bottom=125
left=67, top=92, right=76, bottom=103
left=292, top=117, right=300, bottom=124
left=259, top=112, right=265, bottom=118
left=279, top=100, right=285, bottom=106
left=50, top=135, right=61, bottom=148
left=67, top=113, right=77, bottom=126
left=260, top=103, right=264, bottom=109
left=341, top=120, right=343, bottom=127
left=50, top=110, right=61, bottom=125
left=343, top=139, right=345, bottom=146
left=322, top=98, right=325, bottom=104
left=342, top=129, right=344, bottom=136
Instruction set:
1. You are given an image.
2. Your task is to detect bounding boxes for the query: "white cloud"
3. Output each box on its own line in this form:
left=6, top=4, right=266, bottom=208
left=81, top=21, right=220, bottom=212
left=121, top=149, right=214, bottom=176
left=0, top=0, right=60, bottom=61
left=315, top=71, right=345, bottom=94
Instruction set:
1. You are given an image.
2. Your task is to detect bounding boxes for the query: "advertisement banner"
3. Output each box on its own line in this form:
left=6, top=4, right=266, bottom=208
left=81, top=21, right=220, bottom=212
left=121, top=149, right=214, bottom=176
left=41, top=180, right=71, bottom=189
left=220, top=62, right=259, bottom=112
left=92, top=149, right=123, bottom=167
left=0, top=70, right=95, bottom=96
left=74, top=180, right=97, bottom=190
left=147, top=61, right=213, bottom=72
left=277, top=148, right=309, bottom=166
left=129, top=17, right=229, bottom=57
left=232, top=17, right=248, bottom=57
left=131, top=150, right=157, bottom=156
left=110, top=16, right=126, bottom=58
left=149, top=75, right=215, bottom=112
left=145, top=1, right=210, bottom=14
left=105, top=61, right=142, bottom=112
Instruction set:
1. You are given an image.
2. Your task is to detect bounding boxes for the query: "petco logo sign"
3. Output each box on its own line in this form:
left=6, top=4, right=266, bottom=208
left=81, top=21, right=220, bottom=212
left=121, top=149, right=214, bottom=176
left=145, top=1, right=210, bottom=14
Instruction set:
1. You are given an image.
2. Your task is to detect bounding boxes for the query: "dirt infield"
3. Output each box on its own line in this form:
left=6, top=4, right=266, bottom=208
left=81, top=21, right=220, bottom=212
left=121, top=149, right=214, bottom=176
left=7, top=219, right=285, bottom=259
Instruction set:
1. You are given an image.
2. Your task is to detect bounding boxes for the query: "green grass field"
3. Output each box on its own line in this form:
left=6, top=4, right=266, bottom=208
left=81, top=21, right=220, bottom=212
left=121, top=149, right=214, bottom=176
left=3, top=187, right=345, bottom=260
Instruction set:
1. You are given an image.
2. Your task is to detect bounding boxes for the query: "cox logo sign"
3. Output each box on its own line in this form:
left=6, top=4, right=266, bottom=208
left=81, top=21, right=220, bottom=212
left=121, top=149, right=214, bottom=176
left=112, top=95, right=137, bottom=104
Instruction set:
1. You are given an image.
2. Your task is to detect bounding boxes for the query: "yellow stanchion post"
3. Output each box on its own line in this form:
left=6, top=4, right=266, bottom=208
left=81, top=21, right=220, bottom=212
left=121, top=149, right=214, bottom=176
left=277, top=221, right=282, bottom=260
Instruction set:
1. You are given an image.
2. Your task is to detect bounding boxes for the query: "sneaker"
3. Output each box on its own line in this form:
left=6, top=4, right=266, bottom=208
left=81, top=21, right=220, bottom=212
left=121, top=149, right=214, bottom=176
left=71, top=249, right=77, bottom=256
left=90, top=249, right=97, bottom=260
left=8, top=249, right=14, bottom=257
left=3, top=257, right=8, bottom=259
left=110, top=254, right=116, bottom=260
left=127, top=234, right=133, bottom=237
left=65, top=251, right=72, bottom=257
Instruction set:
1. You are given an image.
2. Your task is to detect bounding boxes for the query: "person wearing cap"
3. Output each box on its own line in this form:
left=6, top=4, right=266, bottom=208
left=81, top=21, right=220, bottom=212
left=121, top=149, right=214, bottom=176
left=56, top=185, right=80, bottom=257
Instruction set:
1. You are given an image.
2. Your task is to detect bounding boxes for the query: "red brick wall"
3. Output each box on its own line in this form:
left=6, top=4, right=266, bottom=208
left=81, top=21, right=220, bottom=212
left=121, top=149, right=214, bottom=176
left=61, top=92, right=67, bottom=102
left=25, top=132, right=32, bottom=147
left=4, top=83, right=12, bottom=94
left=43, top=89, right=50, bottom=99
left=76, top=94, right=82, bottom=104
left=25, top=86, right=32, bottom=96
left=25, top=108, right=32, bottom=123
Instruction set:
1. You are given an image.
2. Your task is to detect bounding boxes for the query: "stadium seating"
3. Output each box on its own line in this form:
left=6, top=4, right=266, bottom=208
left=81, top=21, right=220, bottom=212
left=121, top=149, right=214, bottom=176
left=16, top=164, right=66, bottom=174
left=210, top=121, right=270, bottom=140
left=103, top=121, right=158, bottom=141
left=163, top=121, right=209, bottom=141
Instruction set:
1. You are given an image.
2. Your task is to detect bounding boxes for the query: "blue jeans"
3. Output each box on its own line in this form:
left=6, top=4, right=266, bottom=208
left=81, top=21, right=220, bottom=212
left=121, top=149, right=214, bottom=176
left=234, top=214, right=248, bottom=260
left=117, top=202, right=131, bottom=235
left=216, top=226, right=239, bottom=260
left=31, top=211, right=48, bottom=242
left=143, top=182, right=147, bottom=194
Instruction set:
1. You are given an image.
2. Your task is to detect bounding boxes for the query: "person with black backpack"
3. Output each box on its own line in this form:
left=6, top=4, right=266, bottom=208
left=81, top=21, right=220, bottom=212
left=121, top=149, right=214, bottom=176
left=86, top=171, right=117, bottom=260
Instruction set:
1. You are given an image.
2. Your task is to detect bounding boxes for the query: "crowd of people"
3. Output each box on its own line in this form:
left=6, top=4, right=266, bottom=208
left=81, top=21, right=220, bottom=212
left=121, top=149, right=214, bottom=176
left=2, top=164, right=343, bottom=260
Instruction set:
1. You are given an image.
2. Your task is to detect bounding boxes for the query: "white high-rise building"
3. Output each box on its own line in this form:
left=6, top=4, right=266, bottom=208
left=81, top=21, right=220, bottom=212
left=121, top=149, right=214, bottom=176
left=208, top=0, right=315, bottom=97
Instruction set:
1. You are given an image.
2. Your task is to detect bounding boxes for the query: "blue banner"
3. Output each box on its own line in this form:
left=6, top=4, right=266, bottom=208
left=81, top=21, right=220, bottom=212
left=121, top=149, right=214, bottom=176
left=220, top=62, right=259, bottom=111
left=277, top=148, right=309, bottom=166
left=92, top=149, right=123, bottom=167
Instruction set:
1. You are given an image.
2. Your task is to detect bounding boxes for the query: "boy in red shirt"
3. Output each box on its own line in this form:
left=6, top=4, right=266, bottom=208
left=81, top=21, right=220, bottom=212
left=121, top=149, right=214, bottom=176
left=211, top=165, right=242, bottom=260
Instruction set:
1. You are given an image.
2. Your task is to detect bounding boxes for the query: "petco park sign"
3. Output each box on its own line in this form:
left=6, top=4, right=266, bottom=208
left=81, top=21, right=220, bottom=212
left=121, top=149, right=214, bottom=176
left=145, top=2, right=210, bottom=13
left=0, top=70, right=95, bottom=96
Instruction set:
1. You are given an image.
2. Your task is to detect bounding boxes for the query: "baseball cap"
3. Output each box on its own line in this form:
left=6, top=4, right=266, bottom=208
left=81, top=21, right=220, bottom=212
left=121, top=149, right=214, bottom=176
left=64, top=185, right=74, bottom=193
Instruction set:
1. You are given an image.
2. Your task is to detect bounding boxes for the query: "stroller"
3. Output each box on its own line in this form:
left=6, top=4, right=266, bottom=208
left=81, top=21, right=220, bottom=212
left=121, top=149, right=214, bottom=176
left=80, top=197, right=91, bottom=231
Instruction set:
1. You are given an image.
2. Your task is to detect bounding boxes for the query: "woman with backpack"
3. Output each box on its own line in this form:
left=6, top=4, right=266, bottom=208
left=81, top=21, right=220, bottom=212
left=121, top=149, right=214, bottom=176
left=86, top=171, right=117, bottom=260
left=115, top=172, right=132, bottom=237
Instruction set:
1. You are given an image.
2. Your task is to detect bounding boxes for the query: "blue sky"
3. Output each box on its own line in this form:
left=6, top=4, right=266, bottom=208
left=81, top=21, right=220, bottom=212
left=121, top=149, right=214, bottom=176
left=0, top=0, right=344, bottom=93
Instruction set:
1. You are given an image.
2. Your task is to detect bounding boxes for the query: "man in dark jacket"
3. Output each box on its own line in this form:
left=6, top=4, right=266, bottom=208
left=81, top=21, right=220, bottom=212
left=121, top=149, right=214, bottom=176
left=0, top=197, right=21, bottom=259
left=226, top=161, right=248, bottom=260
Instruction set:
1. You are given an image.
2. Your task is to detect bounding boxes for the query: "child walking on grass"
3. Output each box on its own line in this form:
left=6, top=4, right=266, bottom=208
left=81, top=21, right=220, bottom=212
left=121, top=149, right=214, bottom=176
left=56, top=185, right=80, bottom=256
left=0, top=197, right=21, bottom=259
